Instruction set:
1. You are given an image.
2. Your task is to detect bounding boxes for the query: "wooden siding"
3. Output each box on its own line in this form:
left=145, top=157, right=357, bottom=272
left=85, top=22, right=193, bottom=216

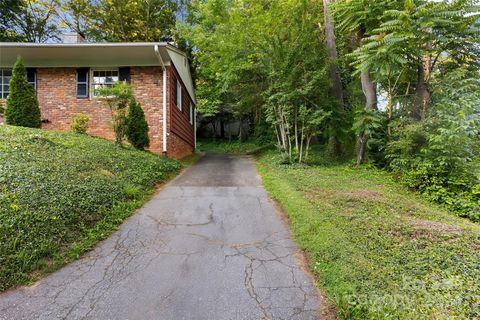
left=169, top=65, right=195, bottom=147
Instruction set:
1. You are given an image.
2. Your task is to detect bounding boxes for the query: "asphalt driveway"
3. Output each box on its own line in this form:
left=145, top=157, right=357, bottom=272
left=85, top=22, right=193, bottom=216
left=0, top=153, right=321, bottom=320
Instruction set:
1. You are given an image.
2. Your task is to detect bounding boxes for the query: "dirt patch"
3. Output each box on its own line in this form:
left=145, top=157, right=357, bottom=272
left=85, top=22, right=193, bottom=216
left=410, top=218, right=461, bottom=234
left=344, top=189, right=383, bottom=200
left=305, top=188, right=383, bottom=202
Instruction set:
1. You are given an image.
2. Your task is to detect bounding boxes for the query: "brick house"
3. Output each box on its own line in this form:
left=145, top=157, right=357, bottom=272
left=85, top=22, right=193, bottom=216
left=0, top=34, right=196, bottom=159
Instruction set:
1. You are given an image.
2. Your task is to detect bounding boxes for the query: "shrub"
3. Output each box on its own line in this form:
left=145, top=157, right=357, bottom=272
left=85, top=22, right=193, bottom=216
left=96, top=82, right=133, bottom=145
left=5, top=56, right=41, bottom=128
left=385, top=70, right=480, bottom=222
left=126, top=98, right=150, bottom=150
left=70, top=113, right=90, bottom=134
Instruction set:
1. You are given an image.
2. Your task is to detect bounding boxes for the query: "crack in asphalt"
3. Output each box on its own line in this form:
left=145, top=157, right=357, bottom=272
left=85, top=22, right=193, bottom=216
left=0, top=154, right=320, bottom=320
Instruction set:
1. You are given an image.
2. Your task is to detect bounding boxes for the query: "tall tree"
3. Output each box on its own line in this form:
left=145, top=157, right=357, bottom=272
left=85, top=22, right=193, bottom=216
left=322, top=0, right=345, bottom=155
left=1, top=0, right=59, bottom=42
left=0, top=0, right=25, bottom=41
left=15, top=0, right=59, bottom=42
left=59, top=0, right=178, bottom=42
left=322, top=0, right=344, bottom=111
left=355, top=0, right=480, bottom=120
left=333, top=0, right=403, bottom=165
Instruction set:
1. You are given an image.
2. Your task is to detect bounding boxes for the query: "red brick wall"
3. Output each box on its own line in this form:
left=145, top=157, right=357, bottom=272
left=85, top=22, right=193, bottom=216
left=37, top=68, right=114, bottom=139
left=35, top=67, right=167, bottom=153
left=168, top=132, right=194, bottom=159
left=130, top=67, right=164, bottom=154
left=1, top=66, right=195, bottom=158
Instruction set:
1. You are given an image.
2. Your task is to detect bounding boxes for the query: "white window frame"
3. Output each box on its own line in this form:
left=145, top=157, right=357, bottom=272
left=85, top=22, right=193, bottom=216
left=176, top=79, right=182, bottom=111
left=0, top=69, right=12, bottom=99
left=189, top=102, right=193, bottom=124
left=91, top=69, right=119, bottom=98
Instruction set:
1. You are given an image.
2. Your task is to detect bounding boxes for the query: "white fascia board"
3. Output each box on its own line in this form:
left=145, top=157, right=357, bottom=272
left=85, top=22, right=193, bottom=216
left=167, top=48, right=196, bottom=105
left=0, top=42, right=176, bottom=68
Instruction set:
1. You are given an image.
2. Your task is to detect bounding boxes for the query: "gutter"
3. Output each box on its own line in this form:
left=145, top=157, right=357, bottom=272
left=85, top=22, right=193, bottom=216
left=154, top=44, right=168, bottom=156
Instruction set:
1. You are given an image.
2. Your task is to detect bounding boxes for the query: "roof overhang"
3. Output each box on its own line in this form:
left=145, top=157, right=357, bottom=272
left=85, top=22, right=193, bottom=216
left=0, top=42, right=196, bottom=103
left=0, top=42, right=177, bottom=67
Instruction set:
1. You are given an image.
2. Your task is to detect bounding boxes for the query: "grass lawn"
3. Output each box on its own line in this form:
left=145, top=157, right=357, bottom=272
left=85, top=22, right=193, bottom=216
left=196, top=138, right=272, bottom=155
left=256, top=149, right=480, bottom=319
left=0, top=125, right=183, bottom=291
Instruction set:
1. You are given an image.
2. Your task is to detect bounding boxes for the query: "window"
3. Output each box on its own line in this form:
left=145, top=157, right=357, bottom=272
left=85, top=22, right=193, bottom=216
left=27, top=68, right=36, bottom=93
left=189, top=102, right=194, bottom=124
left=26, top=68, right=36, bottom=92
left=173, top=77, right=178, bottom=105
left=176, top=79, right=182, bottom=111
left=0, top=69, right=12, bottom=99
left=92, top=70, right=118, bottom=96
left=76, top=68, right=89, bottom=98
left=0, top=69, right=36, bottom=99
left=173, top=76, right=183, bottom=110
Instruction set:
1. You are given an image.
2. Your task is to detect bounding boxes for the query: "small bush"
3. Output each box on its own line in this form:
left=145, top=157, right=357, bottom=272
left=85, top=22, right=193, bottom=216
left=70, top=113, right=90, bottom=134
left=96, top=82, right=133, bottom=145
left=126, top=97, right=150, bottom=150
left=5, top=56, right=41, bottom=128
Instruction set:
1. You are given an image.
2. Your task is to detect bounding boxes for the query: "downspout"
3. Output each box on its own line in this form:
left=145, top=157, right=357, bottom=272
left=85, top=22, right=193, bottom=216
left=194, top=108, right=197, bottom=151
left=154, top=44, right=168, bottom=156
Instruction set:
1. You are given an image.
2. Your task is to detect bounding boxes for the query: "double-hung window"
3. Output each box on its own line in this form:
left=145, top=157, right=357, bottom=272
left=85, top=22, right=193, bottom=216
left=76, top=68, right=89, bottom=98
left=173, top=76, right=182, bottom=111
left=177, top=81, right=182, bottom=111
left=27, top=68, right=36, bottom=93
left=92, top=70, right=119, bottom=96
left=0, top=69, right=12, bottom=99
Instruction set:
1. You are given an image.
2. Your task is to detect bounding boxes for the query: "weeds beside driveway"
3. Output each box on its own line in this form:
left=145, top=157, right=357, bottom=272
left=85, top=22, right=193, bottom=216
left=256, top=150, right=480, bottom=319
left=0, top=153, right=322, bottom=319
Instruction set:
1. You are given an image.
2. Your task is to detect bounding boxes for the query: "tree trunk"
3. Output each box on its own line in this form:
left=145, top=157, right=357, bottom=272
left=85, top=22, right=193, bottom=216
left=360, top=72, right=377, bottom=111
left=387, top=91, right=393, bottom=137
left=323, top=0, right=344, bottom=156
left=305, top=136, right=312, bottom=163
left=323, top=0, right=344, bottom=111
left=415, top=57, right=430, bottom=120
left=356, top=134, right=367, bottom=167
left=356, top=28, right=378, bottom=165
left=294, top=109, right=299, bottom=153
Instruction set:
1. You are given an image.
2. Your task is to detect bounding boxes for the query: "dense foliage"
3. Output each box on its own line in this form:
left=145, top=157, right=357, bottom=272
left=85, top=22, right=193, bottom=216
left=257, top=148, right=480, bottom=319
left=126, top=98, right=150, bottom=150
left=179, top=0, right=336, bottom=162
left=5, top=56, right=41, bottom=128
left=178, top=0, right=480, bottom=221
left=0, top=0, right=59, bottom=42
left=0, top=125, right=179, bottom=291
left=56, top=0, right=177, bottom=42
